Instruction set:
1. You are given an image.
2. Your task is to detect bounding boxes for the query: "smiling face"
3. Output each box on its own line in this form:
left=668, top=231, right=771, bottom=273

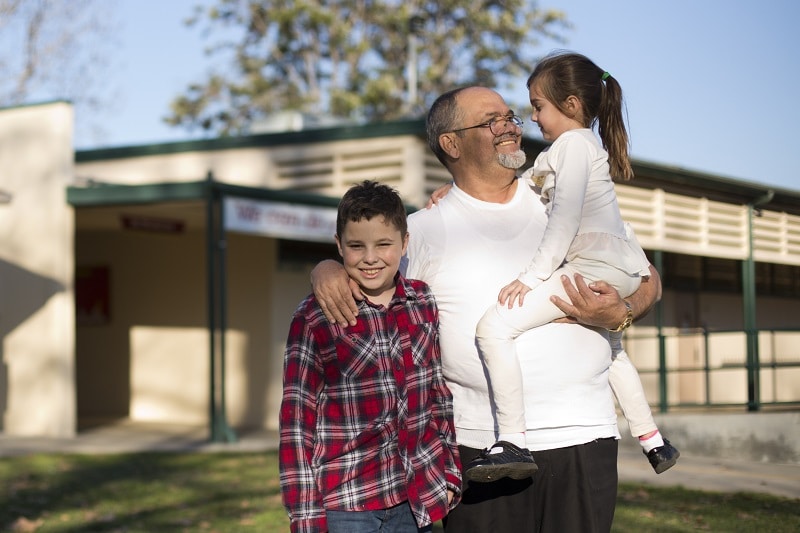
left=335, top=215, right=409, bottom=306
left=529, top=82, right=584, bottom=142
left=454, top=87, right=526, bottom=170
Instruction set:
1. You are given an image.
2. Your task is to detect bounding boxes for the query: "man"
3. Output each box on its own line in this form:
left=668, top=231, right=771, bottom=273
left=312, top=86, right=661, bottom=532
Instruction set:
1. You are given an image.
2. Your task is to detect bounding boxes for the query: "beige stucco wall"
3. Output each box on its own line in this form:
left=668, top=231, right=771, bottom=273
left=75, top=223, right=207, bottom=422
left=74, top=216, right=304, bottom=430
left=0, top=102, right=76, bottom=436
left=76, top=148, right=277, bottom=188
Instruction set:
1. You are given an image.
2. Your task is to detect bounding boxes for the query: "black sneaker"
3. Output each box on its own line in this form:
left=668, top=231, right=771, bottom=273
left=465, top=441, right=538, bottom=482
left=645, top=439, right=680, bottom=474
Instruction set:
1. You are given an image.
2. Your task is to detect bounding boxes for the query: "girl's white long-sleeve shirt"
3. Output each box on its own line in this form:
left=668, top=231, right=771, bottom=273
left=518, top=128, right=650, bottom=288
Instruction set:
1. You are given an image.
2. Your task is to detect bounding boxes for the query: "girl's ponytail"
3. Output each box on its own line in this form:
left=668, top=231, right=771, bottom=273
left=598, top=73, right=633, bottom=180
left=529, top=52, right=634, bottom=180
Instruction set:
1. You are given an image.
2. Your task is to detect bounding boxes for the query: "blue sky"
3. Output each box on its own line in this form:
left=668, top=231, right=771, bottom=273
left=78, top=0, right=800, bottom=192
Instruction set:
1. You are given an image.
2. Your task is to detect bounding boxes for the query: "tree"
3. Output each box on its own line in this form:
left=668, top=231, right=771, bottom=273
left=166, top=0, right=569, bottom=136
left=0, top=0, right=116, bottom=141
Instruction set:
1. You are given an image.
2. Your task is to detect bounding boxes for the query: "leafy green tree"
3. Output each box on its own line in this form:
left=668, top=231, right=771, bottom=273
left=166, top=0, right=569, bottom=135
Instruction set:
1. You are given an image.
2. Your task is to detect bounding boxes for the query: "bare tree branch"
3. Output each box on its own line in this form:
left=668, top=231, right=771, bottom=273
left=0, top=0, right=117, bottom=145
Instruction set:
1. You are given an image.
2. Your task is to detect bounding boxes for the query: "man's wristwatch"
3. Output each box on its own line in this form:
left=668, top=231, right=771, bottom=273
left=608, top=300, right=633, bottom=332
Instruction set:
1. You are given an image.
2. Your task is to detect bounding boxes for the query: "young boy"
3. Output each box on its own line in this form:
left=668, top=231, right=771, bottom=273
left=279, top=180, right=461, bottom=533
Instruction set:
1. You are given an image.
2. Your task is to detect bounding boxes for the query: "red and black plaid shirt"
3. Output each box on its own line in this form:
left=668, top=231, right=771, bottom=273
left=279, top=274, right=461, bottom=533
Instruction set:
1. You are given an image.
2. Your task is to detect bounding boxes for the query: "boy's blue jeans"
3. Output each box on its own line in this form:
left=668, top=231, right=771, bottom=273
left=326, top=500, right=432, bottom=533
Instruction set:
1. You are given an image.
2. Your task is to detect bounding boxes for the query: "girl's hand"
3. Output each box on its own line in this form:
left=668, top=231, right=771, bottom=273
left=425, top=182, right=454, bottom=208
left=498, top=279, right=532, bottom=308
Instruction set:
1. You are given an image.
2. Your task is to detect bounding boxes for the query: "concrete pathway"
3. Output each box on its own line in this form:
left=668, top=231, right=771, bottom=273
left=617, top=446, right=800, bottom=500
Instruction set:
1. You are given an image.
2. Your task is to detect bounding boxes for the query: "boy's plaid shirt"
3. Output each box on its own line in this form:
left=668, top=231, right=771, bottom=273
left=279, top=274, right=461, bottom=533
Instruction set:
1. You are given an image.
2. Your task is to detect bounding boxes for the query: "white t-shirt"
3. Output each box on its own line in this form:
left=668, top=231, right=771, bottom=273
left=404, top=178, right=620, bottom=451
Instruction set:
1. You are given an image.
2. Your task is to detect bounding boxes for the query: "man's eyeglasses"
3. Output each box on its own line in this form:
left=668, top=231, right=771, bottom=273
left=451, top=115, right=524, bottom=135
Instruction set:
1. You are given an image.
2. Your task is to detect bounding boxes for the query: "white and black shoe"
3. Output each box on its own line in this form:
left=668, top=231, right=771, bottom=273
left=465, top=441, right=538, bottom=482
left=645, top=439, right=680, bottom=474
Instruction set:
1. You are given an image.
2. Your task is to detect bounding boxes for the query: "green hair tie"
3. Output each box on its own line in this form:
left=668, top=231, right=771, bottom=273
left=601, top=71, right=611, bottom=81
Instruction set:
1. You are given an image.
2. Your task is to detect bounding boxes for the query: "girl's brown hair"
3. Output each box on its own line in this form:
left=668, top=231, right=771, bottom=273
left=527, top=51, right=633, bottom=180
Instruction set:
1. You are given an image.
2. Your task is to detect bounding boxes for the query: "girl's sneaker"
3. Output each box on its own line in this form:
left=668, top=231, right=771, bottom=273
left=465, top=441, right=538, bottom=482
left=645, top=439, right=680, bottom=474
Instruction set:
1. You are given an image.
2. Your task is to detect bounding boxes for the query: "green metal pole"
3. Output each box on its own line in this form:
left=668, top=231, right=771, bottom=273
left=217, top=188, right=237, bottom=443
left=742, top=210, right=757, bottom=411
left=743, top=191, right=774, bottom=412
left=654, top=249, right=667, bottom=413
left=206, top=175, right=238, bottom=443
left=206, top=172, right=218, bottom=440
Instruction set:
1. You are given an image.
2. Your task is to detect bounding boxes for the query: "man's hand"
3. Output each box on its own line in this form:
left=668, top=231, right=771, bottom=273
left=550, top=273, right=628, bottom=330
left=310, top=260, right=363, bottom=326
left=550, top=268, right=661, bottom=329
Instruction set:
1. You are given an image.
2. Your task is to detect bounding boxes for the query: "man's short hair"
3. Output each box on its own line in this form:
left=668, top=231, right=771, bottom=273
left=426, top=87, right=470, bottom=167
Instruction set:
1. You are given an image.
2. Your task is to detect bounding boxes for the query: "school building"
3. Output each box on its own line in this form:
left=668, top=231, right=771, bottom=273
left=1, top=101, right=799, bottom=445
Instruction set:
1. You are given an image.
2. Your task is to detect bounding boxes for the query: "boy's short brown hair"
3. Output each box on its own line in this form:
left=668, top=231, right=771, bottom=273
left=336, top=180, right=407, bottom=238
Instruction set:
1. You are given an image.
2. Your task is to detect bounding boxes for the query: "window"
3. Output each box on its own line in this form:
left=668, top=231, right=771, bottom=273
left=660, top=252, right=800, bottom=297
left=278, top=239, right=338, bottom=269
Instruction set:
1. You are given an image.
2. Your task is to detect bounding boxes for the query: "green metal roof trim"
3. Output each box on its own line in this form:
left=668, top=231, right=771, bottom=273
left=75, top=119, right=427, bottom=163
left=68, top=181, right=206, bottom=207
left=73, top=118, right=800, bottom=213
left=67, top=179, right=344, bottom=208
left=0, top=99, right=71, bottom=112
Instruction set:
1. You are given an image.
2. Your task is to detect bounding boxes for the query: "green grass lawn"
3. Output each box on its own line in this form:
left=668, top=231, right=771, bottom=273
left=1, top=451, right=798, bottom=532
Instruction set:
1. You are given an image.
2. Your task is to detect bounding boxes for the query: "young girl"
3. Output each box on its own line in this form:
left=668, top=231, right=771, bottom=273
left=465, top=52, right=679, bottom=482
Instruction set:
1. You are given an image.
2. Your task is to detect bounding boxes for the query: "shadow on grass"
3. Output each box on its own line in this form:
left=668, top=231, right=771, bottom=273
left=1, top=452, right=286, bottom=532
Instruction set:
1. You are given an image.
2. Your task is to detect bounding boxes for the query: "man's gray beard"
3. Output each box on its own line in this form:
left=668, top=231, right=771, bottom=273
left=497, top=149, right=527, bottom=169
